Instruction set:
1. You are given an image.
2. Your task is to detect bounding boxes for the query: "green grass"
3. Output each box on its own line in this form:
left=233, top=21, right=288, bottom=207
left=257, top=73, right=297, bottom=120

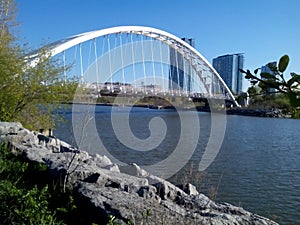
left=0, top=143, right=64, bottom=224
left=0, top=142, right=105, bottom=225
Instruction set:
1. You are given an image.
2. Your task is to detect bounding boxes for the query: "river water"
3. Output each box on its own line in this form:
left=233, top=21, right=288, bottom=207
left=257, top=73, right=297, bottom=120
left=54, top=104, right=300, bottom=225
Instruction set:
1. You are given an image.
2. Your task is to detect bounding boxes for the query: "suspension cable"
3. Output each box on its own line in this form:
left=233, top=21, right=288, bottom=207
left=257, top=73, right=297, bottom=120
left=140, top=34, right=147, bottom=94
left=130, top=33, right=137, bottom=93
left=159, top=38, right=165, bottom=93
left=97, top=36, right=105, bottom=94
left=119, top=34, right=125, bottom=93
left=79, top=43, right=84, bottom=83
left=63, top=50, right=67, bottom=82
left=168, top=42, right=173, bottom=96
left=107, top=35, right=113, bottom=92
left=183, top=54, right=187, bottom=95
left=175, top=46, right=180, bottom=96
left=150, top=36, right=156, bottom=94
left=93, top=38, right=99, bottom=94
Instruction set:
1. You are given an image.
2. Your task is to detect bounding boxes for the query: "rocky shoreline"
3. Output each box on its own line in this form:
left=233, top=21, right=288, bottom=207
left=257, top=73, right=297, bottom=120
left=0, top=122, right=278, bottom=225
left=195, top=106, right=288, bottom=118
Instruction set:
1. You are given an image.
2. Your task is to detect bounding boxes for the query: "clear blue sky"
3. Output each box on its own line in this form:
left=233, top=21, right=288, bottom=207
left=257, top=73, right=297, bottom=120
left=15, top=0, right=300, bottom=90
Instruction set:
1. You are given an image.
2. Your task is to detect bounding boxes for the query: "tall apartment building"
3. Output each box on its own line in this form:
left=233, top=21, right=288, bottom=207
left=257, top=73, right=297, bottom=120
left=261, top=61, right=277, bottom=93
left=212, top=53, right=244, bottom=95
left=169, top=38, right=195, bottom=92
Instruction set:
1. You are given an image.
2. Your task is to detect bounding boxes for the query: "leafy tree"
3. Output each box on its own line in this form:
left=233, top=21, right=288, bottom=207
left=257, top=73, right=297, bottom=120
left=0, top=0, right=78, bottom=130
left=240, top=55, right=300, bottom=118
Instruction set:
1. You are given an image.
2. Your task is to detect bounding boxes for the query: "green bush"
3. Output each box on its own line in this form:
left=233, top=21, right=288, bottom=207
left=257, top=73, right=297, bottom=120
left=241, top=55, right=300, bottom=118
left=0, top=143, right=65, bottom=224
left=0, top=181, right=63, bottom=225
left=0, top=143, right=109, bottom=225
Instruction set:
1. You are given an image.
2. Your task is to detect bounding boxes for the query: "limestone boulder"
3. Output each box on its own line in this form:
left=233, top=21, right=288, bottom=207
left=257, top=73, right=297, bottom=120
left=0, top=122, right=279, bottom=225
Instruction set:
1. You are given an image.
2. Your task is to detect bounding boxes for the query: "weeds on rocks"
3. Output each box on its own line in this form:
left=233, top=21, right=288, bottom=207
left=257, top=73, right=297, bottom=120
left=0, top=142, right=91, bottom=225
left=0, top=143, right=64, bottom=224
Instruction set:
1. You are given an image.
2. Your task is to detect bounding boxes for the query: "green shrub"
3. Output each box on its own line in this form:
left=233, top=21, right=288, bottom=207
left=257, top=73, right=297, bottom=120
left=0, top=143, right=107, bottom=225
left=0, top=143, right=65, bottom=224
left=0, top=180, right=63, bottom=225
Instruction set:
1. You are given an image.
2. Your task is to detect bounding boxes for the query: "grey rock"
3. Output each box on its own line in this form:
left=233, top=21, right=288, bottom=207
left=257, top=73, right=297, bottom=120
left=119, top=163, right=149, bottom=177
left=0, top=122, right=279, bottom=225
left=178, top=182, right=199, bottom=196
left=0, top=122, right=23, bottom=135
left=75, top=182, right=203, bottom=225
left=91, top=153, right=113, bottom=168
left=147, top=174, right=187, bottom=201
left=103, top=163, right=120, bottom=172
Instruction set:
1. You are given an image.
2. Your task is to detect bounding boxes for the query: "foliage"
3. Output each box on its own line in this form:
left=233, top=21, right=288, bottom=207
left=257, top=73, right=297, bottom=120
left=0, top=0, right=78, bottom=130
left=240, top=54, right=300, bottom=117
left=106, top=215, right=119, bottom=225
left=0, top=143, right=65, bottom=224
left=0, top=181, right=63, bottom=225
left=0, top=142, right=114, bottom=225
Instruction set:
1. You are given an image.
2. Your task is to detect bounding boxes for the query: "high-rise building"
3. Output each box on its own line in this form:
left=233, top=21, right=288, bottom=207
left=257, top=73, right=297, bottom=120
left=261, top=61, right=276, bottom=74
left=212, top=53, right=244, bottom=95
left=261, top=61, right=277, bottom=94
left=181, top=38, right=195, bottom=48
left=169, top=38, right=195, bottom=92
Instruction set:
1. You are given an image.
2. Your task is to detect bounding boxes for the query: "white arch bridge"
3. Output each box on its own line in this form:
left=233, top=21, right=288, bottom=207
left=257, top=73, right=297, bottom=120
left=29, top=26, right=239, bottom=106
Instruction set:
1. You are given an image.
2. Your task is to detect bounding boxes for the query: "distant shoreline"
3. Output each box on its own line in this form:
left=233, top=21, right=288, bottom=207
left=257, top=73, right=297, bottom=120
left=61, top=101, right=291, bottom=118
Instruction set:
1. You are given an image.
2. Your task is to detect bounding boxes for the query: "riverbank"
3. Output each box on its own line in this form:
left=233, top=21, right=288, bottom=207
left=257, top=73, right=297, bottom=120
left=65, top=101, right=291, bottom=118
left=0, top=122, right=279, bottom=225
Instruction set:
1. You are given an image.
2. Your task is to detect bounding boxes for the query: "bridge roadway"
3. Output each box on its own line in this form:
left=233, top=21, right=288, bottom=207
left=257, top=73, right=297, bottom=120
left=96, top=91, right=236, bottom=109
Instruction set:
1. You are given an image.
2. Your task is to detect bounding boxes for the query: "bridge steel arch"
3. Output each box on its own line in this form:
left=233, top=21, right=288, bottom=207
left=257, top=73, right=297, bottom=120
left=29, top=26, right=239, bottom=106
